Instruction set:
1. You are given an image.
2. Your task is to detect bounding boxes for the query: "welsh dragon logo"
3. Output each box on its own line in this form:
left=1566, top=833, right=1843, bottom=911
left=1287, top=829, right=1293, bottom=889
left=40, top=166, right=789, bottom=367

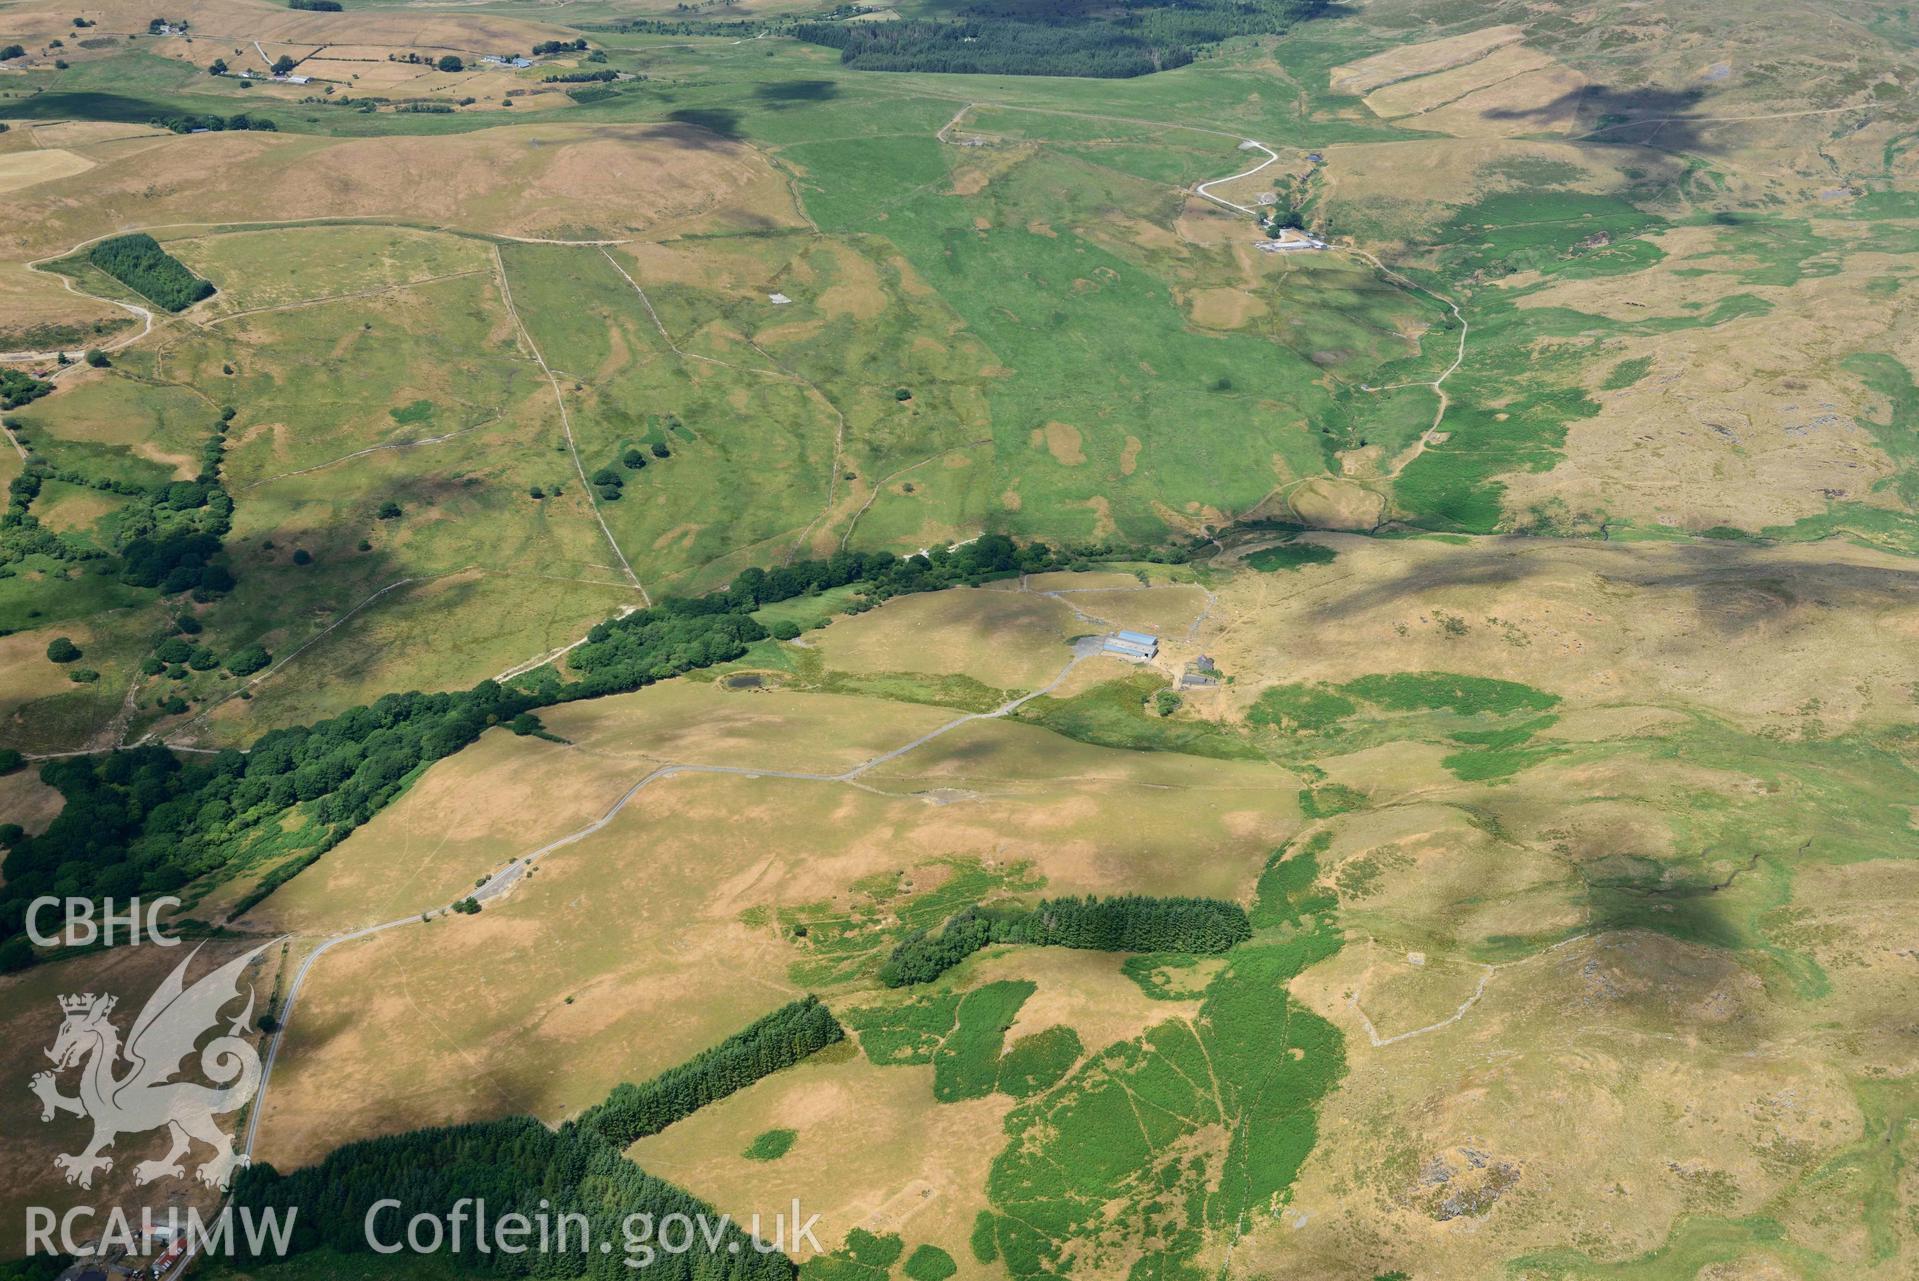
left=31, top=942, right=272, bottom=1190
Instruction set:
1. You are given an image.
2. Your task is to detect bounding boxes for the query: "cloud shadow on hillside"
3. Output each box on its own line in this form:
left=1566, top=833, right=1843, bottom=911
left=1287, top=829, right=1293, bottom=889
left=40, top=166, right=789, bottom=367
left=754, top=79, right=840, bottom=106
left=657, top=108, right=745, bottom=143
left=1487, top=83, right=1718, bottom=157
left=1298, top=536, right=1919, bottom=639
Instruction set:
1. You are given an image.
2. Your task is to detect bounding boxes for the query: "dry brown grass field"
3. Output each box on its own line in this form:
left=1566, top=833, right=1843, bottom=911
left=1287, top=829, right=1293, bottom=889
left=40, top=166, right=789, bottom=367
left=629, top=1052, right=1011, bottom=1269
left=808, top=587, right=1082, bottom=691
left=8, top=525, right=1912, bottom=1273
left=0, top=768, right=62, bottom=836
left=2, top=0, right=578, bottom=62
left=1206, top=534, right=1919, bottom=731
left=0, top=122, right=802, bottom=264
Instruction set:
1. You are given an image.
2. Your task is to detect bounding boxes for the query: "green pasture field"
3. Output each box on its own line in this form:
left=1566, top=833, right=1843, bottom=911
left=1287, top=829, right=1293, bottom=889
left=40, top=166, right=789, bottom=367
left=196, top=269, right=538, bottom=486
left=8, top=368, right=214, bottom=488
left=194, top=570, right=636, bottom=741
left=166, top=224, right=494, bottom=317
left=1, top=226, right=670, bottom=747
left=0, top=3, right=1903, bottom=883
left=750, top=581, right=866, bottom=630
left=499, top=240, right=845, bottom=592
left=604, top=233, right=1002, bottom=559
left=782, top=130, right=1394, bottom=536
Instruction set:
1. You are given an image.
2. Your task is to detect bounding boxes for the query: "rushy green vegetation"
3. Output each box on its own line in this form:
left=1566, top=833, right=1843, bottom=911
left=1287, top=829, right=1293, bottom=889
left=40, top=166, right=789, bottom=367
left=1601, top=355, right=1655, bottom=391
left=844, top=989, right=967, bottom=1067
left=807, top=1229, right=903, bottom=1281
left=933, top=980, right=1034, bottom=1101
left=1248, top=682, right=1357, bottom=734
left=846, top=980, right=1081, bottom=1105
left=902, top=1244, right=957, bottom=1281
left=973, top=836, right=1343, bottom=1277
left=1299, top=782, right=1367, bottom=817
left=997, top=1025, right=1084, bottom=1098
left=742, top=1128, right=796, bottom=1161
left=781, top=857, right=1045, bottom=991
left=1340, top=672, right=1558, bottom=716
left=1244, top=540, right=1338, bottom=573
left=1015, top=674, right=1262, bottom=760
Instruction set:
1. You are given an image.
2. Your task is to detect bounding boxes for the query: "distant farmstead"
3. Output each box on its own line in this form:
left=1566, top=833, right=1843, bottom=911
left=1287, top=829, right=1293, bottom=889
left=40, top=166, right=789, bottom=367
left=1256, top=231, right=1328, bottom=253
left=1102, top=630, right=1158, bottom=662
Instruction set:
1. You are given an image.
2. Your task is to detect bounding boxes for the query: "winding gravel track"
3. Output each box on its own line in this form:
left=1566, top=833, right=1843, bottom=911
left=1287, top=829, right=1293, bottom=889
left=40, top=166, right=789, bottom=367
left=1192, top=139, right=1282, bottom=216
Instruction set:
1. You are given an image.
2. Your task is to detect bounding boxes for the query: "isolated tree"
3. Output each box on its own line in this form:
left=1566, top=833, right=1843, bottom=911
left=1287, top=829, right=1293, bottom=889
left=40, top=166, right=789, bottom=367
left=650, top=441, right=670, bottom=458
left=46, top=636, right=80, bottom=663
left=291, top=548, right=312, bottom=565
left=208, top=57, right=226, bottom=74
left=377, top=500, right=402, bottom=519
left=225, top=643, right=271, bottom=676
left=436, top=53, right=463, bottom=71
left=84, top=348, right=108, bottom=367
left=769, top=619, right=801, bottom=641
left=621, top=448, right=647, bottom=469
left=271, top=54, right=296, bottom=75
